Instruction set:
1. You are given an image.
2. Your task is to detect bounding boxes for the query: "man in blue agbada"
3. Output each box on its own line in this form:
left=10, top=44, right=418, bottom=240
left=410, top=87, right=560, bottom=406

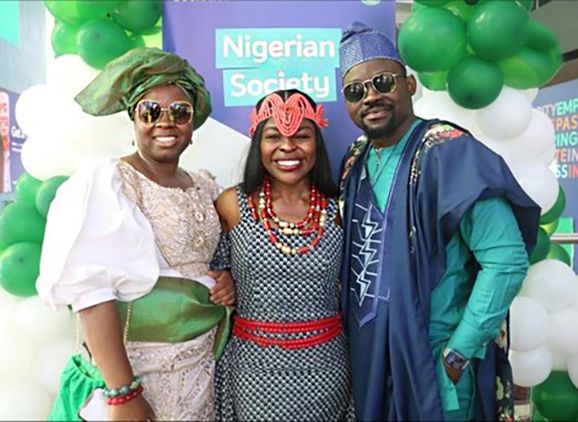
left=338, top=22, right=540, bottom=421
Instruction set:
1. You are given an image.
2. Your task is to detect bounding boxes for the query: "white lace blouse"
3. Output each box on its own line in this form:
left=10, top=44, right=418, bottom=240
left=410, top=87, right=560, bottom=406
left=37, top=158, right=222, bottom=312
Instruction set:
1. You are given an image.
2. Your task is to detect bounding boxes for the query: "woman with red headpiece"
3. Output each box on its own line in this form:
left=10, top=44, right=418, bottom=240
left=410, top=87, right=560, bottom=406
left=212, top=89, right=353, bottom=420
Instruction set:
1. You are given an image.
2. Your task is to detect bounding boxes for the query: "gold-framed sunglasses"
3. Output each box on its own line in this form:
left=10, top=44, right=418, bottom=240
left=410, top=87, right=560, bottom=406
left=342, top=72, right=403, bottom=103
left=135, top=100, right=194, bottom=125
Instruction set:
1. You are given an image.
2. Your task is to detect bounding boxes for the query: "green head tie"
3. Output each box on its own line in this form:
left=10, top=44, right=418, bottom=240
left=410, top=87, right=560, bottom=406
left=75, top=47, right=211, bottom=129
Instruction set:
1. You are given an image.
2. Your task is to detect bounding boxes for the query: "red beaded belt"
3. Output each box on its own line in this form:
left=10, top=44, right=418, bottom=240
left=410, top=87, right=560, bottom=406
left=233, top=314, right=342, bottom=350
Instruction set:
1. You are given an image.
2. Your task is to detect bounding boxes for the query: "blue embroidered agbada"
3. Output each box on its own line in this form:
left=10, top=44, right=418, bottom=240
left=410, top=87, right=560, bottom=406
left=339, top=120, right=540, bottom=420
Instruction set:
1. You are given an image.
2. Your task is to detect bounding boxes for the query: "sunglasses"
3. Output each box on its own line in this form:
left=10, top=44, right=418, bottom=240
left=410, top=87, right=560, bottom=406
left=135, top=100, right=194, bottom=125
left=342, top=72, right=403, bottom=103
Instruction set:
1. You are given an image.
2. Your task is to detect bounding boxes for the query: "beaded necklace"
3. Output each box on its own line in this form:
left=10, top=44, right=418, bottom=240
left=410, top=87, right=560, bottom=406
left=247, top=178, right=328, bottom=256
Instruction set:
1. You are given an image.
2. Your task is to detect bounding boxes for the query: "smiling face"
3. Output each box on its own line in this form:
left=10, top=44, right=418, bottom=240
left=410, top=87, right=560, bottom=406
left=260, top=118, right=317, bottom=186
left=133, top=84, right=194, bottom=164
left=343, top=58, right=416, bottom=145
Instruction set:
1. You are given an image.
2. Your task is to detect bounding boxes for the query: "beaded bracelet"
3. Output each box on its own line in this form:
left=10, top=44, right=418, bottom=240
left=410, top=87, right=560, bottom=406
left=103, top=376, right=143, bottom=400
left=106, top=386, right=144, bottom=406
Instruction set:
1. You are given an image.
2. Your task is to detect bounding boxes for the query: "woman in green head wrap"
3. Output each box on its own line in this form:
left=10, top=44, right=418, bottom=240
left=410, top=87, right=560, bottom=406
left=37, top=48, right=235, bottom=421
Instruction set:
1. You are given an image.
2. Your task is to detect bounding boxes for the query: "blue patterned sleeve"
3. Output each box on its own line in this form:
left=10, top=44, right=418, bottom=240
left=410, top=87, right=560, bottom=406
left=210, top=231, right=231, bottom=271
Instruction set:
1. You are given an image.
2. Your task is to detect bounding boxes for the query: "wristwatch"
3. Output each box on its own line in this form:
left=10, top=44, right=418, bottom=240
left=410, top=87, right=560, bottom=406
left=443, top=348, right=470, bottom=371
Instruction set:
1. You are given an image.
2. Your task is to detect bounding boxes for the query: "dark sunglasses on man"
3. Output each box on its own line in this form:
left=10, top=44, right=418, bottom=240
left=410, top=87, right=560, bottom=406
left=342, top=72, right=405, bottom=103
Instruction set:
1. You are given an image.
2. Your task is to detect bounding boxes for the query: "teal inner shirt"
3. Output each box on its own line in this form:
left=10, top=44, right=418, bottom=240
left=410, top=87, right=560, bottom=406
left=365, top=120, right=418, bottom=212
left=367, top=128, right=529, bottom=419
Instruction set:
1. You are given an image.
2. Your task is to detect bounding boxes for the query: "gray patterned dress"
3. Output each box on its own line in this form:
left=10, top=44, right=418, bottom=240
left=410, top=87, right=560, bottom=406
left=213, top=187, right=353, bottom=421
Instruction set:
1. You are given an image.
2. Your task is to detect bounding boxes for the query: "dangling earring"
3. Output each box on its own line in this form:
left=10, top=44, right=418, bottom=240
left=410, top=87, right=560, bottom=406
left=131, top=140, right=135, bottom=146
left=189, top=140, right=193, bottom=145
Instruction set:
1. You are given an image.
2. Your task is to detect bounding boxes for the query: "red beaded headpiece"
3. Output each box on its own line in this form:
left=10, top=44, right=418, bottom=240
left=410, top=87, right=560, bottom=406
left=248, top=93, right=328, bottom=137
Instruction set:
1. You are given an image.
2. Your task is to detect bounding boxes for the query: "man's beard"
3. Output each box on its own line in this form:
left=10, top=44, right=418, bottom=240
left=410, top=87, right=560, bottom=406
left=362, top=113, right=396, bottom=140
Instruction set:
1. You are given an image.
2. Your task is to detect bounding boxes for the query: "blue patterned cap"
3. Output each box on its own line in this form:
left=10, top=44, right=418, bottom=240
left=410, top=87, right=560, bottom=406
left=339, top=22, right=404, bottom=78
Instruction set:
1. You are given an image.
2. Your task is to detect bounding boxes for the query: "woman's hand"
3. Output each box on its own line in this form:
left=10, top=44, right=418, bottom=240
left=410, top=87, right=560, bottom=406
left=108, top=394, right=156, bottom=421
left=208, top=270, right=236, bottom=306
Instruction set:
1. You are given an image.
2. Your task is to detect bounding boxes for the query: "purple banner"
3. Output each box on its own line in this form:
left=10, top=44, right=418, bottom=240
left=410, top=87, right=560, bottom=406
left=163, top=0, right=396, bottom=177
left=534, top=80, right=578, bottom=269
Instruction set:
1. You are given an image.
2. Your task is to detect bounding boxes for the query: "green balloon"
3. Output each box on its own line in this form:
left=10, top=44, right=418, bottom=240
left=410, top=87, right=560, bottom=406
left=51, top=20, right=80, bottom=57
left=547, top=243, right=572, bottom=266
left=532, top=371, right=578, bottom=421
left=500, top=46, right=561, bottom=89
left=411, top=2, right=427, bottom=13
left=542, top=218, right=559, bottom=236
left=499, top=48, right=543, bottom=89
left=138, top=24, right=162, bottom=37
left=76, top=0, right=119, bottom=21
left=467, top=0, right=528, bottom=62
left=14, top=173, right=42, bottom=204
left=522, top=20, right=563, bottom=87
left=0, top=202, right=46, bottom=250
left=77, top=19, right=132, bottom=69
left=112, top=0, right=163, bottom=34
left=529, top=20, right=563, bottom=81
left=541, top=186, right=566, bottom=225
left=546, top=44, right=563, bottom=81
left=447, top=56, right=503, bottom=109
left=128, top=33, right=146, bottom=49
left=35, top=176, right=69, bottom=218
left=526, top=20, right=561, bottom=53
left=44, top=0, right=83, bottom=26
left=418, top=71, right=448, bottom=91
left=0, top=242, right=41, bottom=297
left=415, top=0, right=450, bottom=5
left=399, top=7, right=467, bottom=73
left=530, top=227, right=551, bottom=264
left=517, top=0, right=534, bottom=11
left=533, top=408, right=549, bottom=421
left=444, top=0, right=476, bottom=22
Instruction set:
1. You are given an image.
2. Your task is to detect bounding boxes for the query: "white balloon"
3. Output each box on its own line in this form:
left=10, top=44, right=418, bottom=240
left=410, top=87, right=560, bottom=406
left=548, top=308, right=578, bottom=355
left=524, top=88, right=540, bottom=102
left=0, top=321, right=36, bottom=381
left=0, top=288, right=19, bottom=307
left=14, top=296, right=74, bottom=345
left=507, top=109, right=555, bottom=163
left=79, top=112, right=133, bottom=156
left=568, top=353, right=578, bottom=389
left=535, top=142, right=556, bottom=167
left=0, top=290, right=20, bottom=330
left=18, top=59, right=132, bottom=184
left=519, top=259, right=578, bottom=312
left=20, top=136, right=77, bottom=181
left=14, top=84, right=57, bottom=137
left=510, top=346, right=552, bottom=387
left=426, top=92, right=478, bottom=132
left=476, top=87, right=532, bottom=140
left=0, top=380, right=52, bottom=419
left=31, top=338, right=76, bottom=396
left=421, top=87, right=436, bottom=97
left=551, top=351, right=568, bottom=371
left=442, top=105, right=477, bottom=134
left=181, top=117, right=250, bottom=188
left=414, top=92, right=447, bottom=120
left=510, top=296, right=550, bottom=351
left=47, top=54, right=98, bottom=100
left=510, top=162, right=559, bottom=214
left=574, top=279, right=578, bottom=309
